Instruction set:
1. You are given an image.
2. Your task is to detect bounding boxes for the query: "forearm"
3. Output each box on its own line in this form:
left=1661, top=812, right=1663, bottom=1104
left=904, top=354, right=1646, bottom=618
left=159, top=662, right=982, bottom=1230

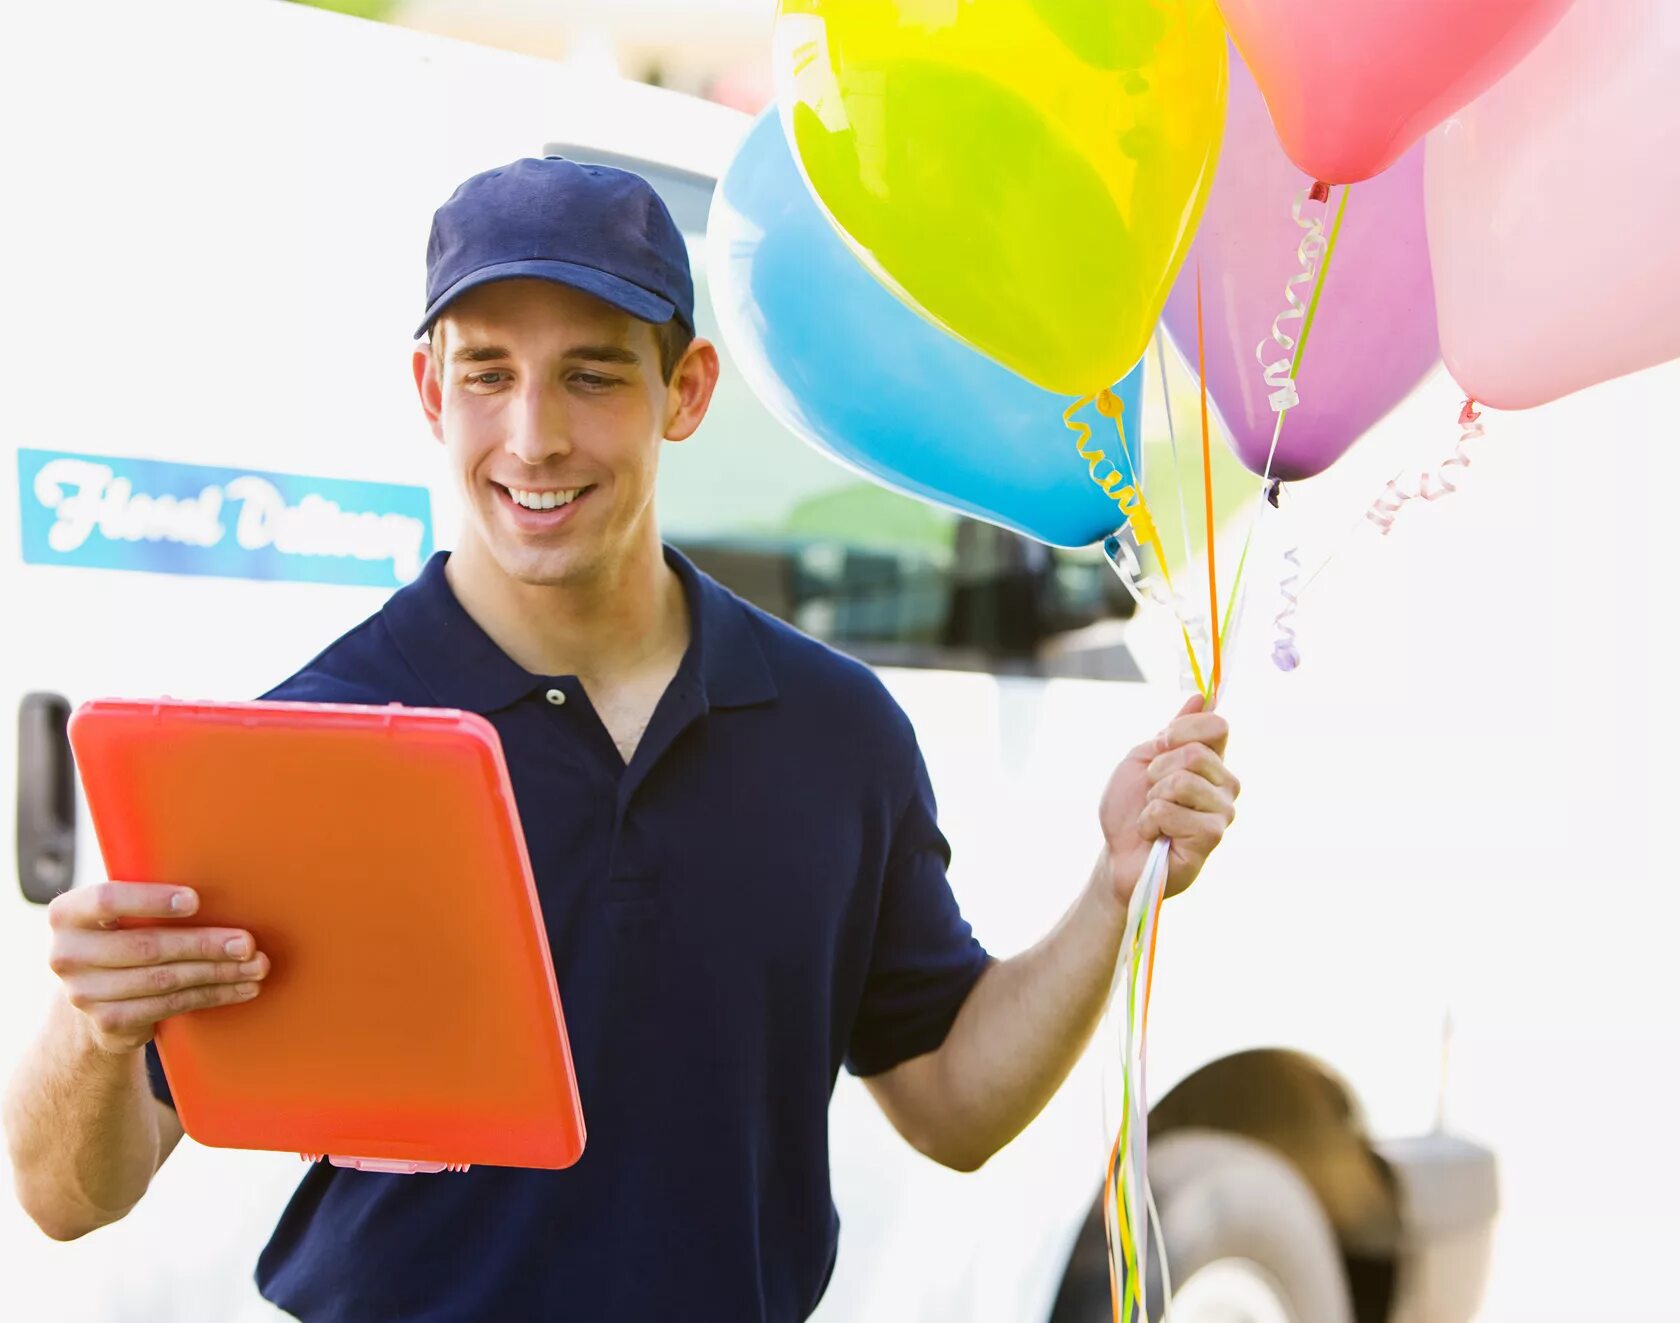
left=923, top=852, right=1130, bottom=1169
left=871, top=700, right=1234, bottom=1172
left=3, top=993, right=166, bottom=1240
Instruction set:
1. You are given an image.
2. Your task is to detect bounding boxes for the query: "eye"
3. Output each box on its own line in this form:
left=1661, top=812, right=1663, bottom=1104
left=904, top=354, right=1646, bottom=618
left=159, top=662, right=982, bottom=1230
left=570, top=372, right=620, bottom=391
left=464, top=370, right=510, bottom=389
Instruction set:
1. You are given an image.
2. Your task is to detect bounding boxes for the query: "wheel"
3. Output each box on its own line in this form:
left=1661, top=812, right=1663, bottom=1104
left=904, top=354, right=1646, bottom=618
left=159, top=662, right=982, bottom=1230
left=1048, top=1129, right=1354, bottom=1323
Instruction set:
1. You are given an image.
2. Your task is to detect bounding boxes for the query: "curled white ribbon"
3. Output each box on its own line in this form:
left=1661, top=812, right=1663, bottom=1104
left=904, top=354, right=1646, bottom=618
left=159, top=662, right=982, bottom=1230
left=1366, top=401, right=1483, bottom=536
left=1255, top=186, right=1331, bottom=414
left=1271, top=546, right=1302, bottom=672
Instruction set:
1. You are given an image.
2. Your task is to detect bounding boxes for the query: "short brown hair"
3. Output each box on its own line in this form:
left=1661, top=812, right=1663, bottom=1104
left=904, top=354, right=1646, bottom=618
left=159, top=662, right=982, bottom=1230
left=652, top=317, right=695, bottom=383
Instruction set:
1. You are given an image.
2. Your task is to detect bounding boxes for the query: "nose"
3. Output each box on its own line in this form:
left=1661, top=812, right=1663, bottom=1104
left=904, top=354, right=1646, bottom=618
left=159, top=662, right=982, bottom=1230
left=504, top=378, right=573, bottom=467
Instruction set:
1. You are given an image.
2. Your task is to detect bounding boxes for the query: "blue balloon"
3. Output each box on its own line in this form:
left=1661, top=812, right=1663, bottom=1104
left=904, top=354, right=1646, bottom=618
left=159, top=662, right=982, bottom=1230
left=706, top=111, right=1144, bottom=549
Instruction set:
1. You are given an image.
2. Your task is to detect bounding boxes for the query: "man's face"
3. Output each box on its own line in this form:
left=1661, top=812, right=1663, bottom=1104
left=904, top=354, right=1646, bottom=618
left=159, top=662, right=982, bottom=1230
left=414, top=277, right=712, bottom=588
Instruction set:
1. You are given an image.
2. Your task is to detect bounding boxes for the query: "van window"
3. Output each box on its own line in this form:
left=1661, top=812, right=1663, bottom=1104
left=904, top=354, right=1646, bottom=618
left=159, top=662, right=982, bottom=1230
left=551, top=150, right=1138, bottom=678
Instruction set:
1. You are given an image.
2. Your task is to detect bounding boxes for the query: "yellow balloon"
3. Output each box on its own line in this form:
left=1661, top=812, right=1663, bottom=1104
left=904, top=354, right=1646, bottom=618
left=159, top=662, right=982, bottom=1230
left=774, top=0, right=1228, bottom=396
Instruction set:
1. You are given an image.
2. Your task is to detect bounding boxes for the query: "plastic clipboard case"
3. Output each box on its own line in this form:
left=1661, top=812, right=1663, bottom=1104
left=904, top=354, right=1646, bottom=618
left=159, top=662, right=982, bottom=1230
left=66, top=698, right=586, bottom=1175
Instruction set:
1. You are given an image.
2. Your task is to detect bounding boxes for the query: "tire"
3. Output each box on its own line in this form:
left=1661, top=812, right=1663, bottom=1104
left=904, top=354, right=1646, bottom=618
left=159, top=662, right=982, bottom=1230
left=1049, top=1129, right=1354, bottom=1323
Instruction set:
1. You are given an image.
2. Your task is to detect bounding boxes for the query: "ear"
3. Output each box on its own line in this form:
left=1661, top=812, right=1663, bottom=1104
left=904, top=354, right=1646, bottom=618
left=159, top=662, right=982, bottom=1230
left=662, top=338, right=721, bottom=443
left=413, top=343, right=445, bottom=443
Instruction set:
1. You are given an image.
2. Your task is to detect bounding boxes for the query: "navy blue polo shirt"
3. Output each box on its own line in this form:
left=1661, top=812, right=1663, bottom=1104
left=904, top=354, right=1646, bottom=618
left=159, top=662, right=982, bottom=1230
left=145, top=545, right=992, bottom=1322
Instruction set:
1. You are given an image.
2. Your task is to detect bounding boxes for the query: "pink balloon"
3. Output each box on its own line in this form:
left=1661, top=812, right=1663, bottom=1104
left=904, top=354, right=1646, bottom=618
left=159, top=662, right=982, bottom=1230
left=1215, top=0, right=1577, bottom=184
left=1426, top=0, right=1680, bottom=411
left=1160, top=45, right=1439, bottom=482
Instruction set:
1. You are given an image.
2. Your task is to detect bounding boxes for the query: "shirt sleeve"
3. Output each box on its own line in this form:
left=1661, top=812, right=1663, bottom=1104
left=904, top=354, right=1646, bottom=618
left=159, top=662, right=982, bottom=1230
left=845, top=740, right=993, bottom=1078
left=144, top=1039, right=175, bottom=1109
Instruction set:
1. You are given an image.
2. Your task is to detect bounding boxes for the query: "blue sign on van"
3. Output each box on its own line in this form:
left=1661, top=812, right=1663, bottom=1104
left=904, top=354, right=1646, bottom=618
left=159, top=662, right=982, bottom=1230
left=17, top=449, right=433, bottom=589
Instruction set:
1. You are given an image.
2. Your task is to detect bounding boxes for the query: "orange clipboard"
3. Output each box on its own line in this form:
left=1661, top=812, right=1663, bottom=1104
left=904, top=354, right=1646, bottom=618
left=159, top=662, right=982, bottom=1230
left=66, top=697, right=585, bottom=1175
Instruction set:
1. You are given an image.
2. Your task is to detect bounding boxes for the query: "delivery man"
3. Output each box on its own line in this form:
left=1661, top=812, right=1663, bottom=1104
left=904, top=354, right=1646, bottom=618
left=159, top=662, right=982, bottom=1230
left=3, top=157, right=1238, bottom=1321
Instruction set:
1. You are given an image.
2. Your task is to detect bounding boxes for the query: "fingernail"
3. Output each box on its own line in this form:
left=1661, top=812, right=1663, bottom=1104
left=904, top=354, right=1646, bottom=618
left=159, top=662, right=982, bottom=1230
left=225, top=937, right=252, bottom=959
left=172, top=891, right=197, bottom=914
left=238, top=983, right=261, bottom=998
left=239, top=958, right=267, bottom=977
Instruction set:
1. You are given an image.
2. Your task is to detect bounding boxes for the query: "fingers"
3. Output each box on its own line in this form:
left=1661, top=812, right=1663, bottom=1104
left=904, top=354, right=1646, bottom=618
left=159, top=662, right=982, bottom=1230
left=77, top=981, right=265, bottom=1051
left=63, top=953, right=270, bottom=1011
left=1147, top=742, right=1240, bottom=794
left=48, top=882, right=198, bottom=931
left=1155, top=709, right=1230, bottom=759
left=1137, top=800, right=1229, bottom=848
left=44, top=882, right=268, bottom=1053
left=50, top=924, right=260, bottom=973
left=1147, top=770, right=1235, bottom=818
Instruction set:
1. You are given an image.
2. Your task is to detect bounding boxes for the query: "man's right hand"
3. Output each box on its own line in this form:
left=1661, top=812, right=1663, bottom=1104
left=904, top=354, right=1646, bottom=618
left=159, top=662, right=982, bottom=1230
left=46, top=883, right=269, bottom=1055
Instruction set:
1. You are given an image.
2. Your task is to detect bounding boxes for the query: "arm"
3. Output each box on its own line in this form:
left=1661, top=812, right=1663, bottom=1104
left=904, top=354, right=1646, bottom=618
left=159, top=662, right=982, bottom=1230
left=2, top=883, right=269, bottom=1240
left=864, top=697, right=1236, bottom=1172
left=4, top=994, right=185, bottom=1240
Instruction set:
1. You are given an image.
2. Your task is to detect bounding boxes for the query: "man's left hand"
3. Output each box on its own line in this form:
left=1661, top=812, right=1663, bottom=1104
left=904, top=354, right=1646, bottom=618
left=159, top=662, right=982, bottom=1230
left=1099, top=694, right=1238, bottom=908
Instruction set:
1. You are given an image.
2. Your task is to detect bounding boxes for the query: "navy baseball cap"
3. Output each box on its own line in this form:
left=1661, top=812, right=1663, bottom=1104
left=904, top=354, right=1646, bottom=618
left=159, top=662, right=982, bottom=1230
left=415, top=156, right=694, bottom=340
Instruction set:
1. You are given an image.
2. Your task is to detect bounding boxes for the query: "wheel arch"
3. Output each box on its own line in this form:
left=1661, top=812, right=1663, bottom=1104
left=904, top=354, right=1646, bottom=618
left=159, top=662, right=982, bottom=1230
left=1050, top=1048, right=1405, bottom=1323
left=1150, top=1048, right=1402, bottom=1261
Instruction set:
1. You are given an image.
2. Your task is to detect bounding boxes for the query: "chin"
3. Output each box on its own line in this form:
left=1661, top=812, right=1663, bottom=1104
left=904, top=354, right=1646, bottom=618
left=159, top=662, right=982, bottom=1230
left=499, top=529, right=625, bottom=588
left=500, top=545, right=592, bottom=588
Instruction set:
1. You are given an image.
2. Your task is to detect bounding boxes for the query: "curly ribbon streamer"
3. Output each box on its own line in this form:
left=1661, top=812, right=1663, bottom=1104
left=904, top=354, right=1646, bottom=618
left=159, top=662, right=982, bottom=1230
left=1218, top=187, right=1351, bottom=680
left=1365, top=400, right=1483, bottom=535
left=1255, top=185, right=1333, bottom=414
left=1262, top=185, right=1351, bottom=478
left=1272, top=546, right=1302, bottom=672
left=1069, top=392, right=1211, bottom=698
left=1067, top=390, right=1159, bottom=547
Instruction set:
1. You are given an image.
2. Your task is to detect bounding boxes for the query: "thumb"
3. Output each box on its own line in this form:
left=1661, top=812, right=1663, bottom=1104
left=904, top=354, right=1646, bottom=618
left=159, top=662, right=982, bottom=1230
left=1175, top=692, right=1206, bottom=718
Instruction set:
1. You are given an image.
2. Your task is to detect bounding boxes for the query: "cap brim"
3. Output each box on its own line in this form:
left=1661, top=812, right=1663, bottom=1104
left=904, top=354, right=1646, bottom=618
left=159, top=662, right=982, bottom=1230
left=414, top=258, right=678, bottom=339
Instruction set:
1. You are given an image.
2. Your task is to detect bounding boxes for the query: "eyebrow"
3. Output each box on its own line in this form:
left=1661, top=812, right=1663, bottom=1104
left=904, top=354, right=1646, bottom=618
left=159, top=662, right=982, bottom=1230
left=563, top=345, right=641, bottom=366
left=451, top=345, right=512, bottom=364
left=448, top=343, right=642, bottom=366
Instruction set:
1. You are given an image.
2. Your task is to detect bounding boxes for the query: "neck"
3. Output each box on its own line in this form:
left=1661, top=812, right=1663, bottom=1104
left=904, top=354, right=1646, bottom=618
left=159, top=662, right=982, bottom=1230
left=443, top=531, right=688, bottom=686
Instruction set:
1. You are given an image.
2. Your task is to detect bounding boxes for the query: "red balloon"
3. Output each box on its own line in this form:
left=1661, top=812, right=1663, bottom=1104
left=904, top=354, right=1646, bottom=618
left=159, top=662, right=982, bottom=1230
left=1214, top=0, right=1576, bottom=184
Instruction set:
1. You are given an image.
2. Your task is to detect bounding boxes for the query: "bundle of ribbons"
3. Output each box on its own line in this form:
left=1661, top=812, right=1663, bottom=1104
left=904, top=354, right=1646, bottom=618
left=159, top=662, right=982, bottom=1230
left=1075, top=183, right=1351, bottom=1320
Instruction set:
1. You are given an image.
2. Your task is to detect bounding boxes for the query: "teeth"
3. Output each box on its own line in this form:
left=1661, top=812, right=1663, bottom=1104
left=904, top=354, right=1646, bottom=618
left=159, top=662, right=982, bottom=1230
left=508, top=487, right=581, bottom=511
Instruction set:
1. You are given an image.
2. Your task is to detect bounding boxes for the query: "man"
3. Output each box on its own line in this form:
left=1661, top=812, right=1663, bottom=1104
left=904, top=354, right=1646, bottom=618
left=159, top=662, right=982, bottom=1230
left=3, top=158, right=1238, bottom=1321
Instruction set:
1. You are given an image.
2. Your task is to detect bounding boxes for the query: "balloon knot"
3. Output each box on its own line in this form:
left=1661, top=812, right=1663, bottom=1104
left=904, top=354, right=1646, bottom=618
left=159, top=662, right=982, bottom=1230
left=1458, top=399, right=1482, bottom=426
left=1264, top=480, right=1283, bottom=508
left=1309, top=180, right=1330, bottom=203
left=1096, top=388, right=1124, bottom=419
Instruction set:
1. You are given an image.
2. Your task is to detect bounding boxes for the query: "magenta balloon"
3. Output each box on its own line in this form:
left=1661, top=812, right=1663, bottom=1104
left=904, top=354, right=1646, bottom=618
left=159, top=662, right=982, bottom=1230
left=1160, top=46, right=1440, bottom=482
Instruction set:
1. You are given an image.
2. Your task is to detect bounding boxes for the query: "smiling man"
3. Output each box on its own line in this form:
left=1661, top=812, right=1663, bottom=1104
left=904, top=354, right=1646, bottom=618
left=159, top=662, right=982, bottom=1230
left=4, top=157, right=1239, bottom=1322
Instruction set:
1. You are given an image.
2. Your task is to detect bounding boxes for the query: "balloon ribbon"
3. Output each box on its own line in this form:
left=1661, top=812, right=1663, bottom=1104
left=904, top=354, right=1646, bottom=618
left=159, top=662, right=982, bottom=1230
left=1364, top=400, right=1483, bottom=534
left=1066, top=395, right=1209, bottom=698
left=1103, top=839, right=1169, bottom=1321
left=1219, top=184, right=1353, bottom=664
left=1196, top=265, right=1221, bottom=697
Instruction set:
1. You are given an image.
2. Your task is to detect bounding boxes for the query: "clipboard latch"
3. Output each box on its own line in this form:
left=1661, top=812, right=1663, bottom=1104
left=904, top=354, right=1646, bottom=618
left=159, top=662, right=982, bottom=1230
left=301, top=1153, right=471, bottom=1174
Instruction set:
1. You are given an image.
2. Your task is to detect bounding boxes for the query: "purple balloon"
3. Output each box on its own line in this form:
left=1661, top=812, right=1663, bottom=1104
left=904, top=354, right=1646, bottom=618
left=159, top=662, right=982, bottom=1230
left=1161, top=44, right=1440, bottom=482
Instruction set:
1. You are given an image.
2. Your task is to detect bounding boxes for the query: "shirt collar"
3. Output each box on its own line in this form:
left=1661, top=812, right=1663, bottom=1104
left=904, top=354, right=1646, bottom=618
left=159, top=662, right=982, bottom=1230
left=382, top=544, right=777, bottom=716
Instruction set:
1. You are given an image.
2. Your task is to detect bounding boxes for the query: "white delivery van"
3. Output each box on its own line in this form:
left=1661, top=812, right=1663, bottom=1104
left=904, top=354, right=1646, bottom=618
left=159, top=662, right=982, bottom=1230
left=0, top=3, right=1495, bottom=1320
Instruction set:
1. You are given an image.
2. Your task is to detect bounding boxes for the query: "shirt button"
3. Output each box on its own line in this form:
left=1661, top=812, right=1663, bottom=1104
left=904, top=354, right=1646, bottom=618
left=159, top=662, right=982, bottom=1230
left=545, top=688, right=566, bottom=706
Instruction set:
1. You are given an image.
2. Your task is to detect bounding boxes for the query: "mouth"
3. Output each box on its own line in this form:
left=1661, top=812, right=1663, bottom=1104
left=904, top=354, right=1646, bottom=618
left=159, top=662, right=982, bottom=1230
left=493, top=482, right=596, bottom=532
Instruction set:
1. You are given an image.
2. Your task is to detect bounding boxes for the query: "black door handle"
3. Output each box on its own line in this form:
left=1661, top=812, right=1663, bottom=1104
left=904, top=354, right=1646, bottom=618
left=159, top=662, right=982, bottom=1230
left=17, top=692, right=77, bottom=905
